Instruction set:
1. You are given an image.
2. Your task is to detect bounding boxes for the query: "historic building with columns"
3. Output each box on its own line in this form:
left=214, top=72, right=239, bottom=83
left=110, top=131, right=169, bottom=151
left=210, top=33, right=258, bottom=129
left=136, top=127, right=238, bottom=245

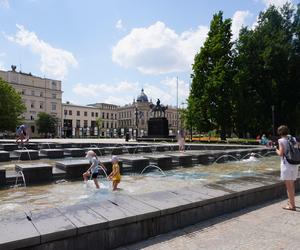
left=0, top=66, right=180, bottom=138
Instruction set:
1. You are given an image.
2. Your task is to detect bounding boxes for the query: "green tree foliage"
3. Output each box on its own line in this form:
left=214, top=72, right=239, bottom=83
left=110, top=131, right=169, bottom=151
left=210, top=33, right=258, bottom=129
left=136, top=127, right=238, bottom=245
left=35, top=112, right=58, bottom=137
left=95, top=118, right=103, bottom=137
left=234, top=3, right=299, bottom=136
left=186, top=3, right=300, bottom=138
left=0, top=78, right=26, bottom=131
left=189, top=11, right=234, bottom=140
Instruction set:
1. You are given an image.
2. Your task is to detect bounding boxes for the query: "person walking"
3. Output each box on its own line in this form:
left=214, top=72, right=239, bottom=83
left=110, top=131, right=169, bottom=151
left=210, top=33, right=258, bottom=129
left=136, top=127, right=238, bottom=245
left=276, top=125, right=299, bottom=211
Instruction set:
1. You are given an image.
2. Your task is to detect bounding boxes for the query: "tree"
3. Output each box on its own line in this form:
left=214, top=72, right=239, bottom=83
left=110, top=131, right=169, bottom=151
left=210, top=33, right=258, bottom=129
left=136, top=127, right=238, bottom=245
left=0, top=78, right=26, bottom=131
left=234, top=3, right=296, bottom=136
left=35, top=112, right=59, bottom=137
left=95, top=118, right=103, bottom=138
left=189, top=11, right=234, bottom=140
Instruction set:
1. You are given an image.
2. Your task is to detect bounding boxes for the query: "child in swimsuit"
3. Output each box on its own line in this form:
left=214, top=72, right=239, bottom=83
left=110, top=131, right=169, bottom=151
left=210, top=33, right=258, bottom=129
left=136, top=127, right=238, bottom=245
left=83, top=150, right=106, bottom=189
left=108, top=155, right=121, bottom=191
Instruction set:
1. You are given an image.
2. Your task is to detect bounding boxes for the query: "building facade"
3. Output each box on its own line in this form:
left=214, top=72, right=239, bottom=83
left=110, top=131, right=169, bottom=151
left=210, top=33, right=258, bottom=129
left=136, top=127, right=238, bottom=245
left=117, top=89, right=180, bottom=137
left=62, top=102, right=118, bottom=138
left=0, top=66, right=180, bottom=138
left=0, top=66, right=62, bottom=136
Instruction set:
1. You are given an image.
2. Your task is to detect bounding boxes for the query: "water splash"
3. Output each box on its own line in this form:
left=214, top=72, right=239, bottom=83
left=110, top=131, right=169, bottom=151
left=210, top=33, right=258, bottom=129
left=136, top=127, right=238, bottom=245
left=140, top=165, right=166, bottom=176
left=213, top=155, right=240, bottom=164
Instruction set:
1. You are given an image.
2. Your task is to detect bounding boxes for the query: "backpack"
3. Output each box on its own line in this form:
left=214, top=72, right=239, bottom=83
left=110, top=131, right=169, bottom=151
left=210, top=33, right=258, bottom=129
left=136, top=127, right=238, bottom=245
left=284, top=136, right=300, bottom=165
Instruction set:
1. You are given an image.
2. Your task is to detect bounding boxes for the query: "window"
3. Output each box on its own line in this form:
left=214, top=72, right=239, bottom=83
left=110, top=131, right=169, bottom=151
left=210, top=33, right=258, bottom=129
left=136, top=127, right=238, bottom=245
left=106, top=113, right=109, bottom=119
left=111, top=113, right=113, bottom=119
left=91, top=112, right=94, bottom=117
left=95, top=112, right=98, bottom=117
left=77, top=111, right=80, bottom=116
left=102, top=112, right=105, bottom=119
left=31, top=102, right=35, bottom=108
left=106, top=122, right=109, bottom=128
left=52, top=93, right=57, bottom=99
left=40, top=92, right=43, bottom=97
left=52, top=103, right=56, bottom=111
left=84, top=111, right=87, bottom=116
left=64, top=110, right=67, bottom=115
left=31, top=90, right=35, bottom=96
left=30, top=115, right=34, bottom=120
left=52, top=81, right=57, bottom=89
left=84, top=120, right=88, bottom=128
left=69, top=110, right=72, bottom=115
left=115, top=114, right=117, bottom=119
left=22, top=89, right=26, bottom=95
left=40, top=102, right=43, bottom=109
left=76, top=120, right=80, bottom=128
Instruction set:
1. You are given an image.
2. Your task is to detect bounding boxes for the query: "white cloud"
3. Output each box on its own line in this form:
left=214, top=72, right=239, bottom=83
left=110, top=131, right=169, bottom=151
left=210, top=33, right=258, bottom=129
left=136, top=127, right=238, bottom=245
left=112, top=21, right=209, bottom=74
left=72, top=80, right=139, bottom=105
left=0, top=0, right=9, bottom=8
left=115, top=19, right=123, bottom=30
left=6, top=24, right=78, bottom=79
left=231, top=10, right=252, bottom=40
left=262, top=0, right=292, bottom=7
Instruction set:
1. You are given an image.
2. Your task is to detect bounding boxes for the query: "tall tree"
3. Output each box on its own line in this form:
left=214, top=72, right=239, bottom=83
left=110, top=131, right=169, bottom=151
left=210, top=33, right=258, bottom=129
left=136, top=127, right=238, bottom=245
left=35, top=112, right=58, bottom=137
left=0, top=78, right=26, bottom=131
left=234, top=3, right=296, bottom=136
left=189, top=11, right=234, bottom=140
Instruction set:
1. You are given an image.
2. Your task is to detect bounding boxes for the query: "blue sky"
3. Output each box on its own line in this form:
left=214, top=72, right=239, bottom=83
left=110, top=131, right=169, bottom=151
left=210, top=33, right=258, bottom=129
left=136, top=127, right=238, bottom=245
left=0, top=0, right=296, bottom=106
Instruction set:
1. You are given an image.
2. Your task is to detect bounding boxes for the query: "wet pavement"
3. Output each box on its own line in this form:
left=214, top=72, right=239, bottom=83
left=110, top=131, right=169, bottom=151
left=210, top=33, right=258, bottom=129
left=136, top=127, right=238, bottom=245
left=120, top=194, right=300, bottom=250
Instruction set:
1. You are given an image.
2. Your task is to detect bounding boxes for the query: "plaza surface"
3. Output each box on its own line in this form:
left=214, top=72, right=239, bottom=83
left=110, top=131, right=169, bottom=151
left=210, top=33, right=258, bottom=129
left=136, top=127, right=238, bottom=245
left=120, top=195, right=300, bottom=250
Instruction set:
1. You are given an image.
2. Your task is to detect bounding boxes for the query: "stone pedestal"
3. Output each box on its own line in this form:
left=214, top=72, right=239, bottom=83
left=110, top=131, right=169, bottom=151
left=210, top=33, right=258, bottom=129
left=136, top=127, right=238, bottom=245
left=13, top=150, right=39, bottom=160
left=0, top=143, right=18, bottom=151
left=15, top=163, right=53, bottom=184
left=148, top=117, right=169, bottom=138
left=64, top=148, right=86, bottom=157
left=144, top=155, right=173, bottom=170
left=119, top=156, right=149, bottom=173
left=40, top=149, right=64, bottom=159
left=0, top=151, right=10, bottom=162
left=0, top=168, right=5, bottom=187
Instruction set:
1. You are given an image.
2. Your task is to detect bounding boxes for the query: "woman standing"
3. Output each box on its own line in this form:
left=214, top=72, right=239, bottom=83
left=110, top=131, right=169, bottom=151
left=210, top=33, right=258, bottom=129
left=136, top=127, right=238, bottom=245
left=276, top=125, right=299, bottom=211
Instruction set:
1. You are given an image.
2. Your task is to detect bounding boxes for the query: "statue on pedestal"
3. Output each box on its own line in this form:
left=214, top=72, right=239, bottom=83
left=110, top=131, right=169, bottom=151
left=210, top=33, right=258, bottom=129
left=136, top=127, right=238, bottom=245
left=149, top=99, right=168, bottom=117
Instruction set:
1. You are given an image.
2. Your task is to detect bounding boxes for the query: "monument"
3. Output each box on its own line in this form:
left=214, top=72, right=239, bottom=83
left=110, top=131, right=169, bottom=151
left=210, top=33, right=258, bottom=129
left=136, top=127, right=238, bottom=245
left=148, top=99, right=169, bottom=138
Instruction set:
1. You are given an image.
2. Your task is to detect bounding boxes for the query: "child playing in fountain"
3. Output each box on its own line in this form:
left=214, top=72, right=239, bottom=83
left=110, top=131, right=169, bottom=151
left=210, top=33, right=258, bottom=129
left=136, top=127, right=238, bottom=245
left=108, top=155, right=121, bottom=191
left=83, top=150, right=106, bottom=189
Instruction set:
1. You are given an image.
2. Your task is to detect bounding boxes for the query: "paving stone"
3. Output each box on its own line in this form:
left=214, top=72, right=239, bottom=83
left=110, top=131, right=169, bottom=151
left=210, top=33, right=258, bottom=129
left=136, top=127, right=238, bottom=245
left=31, top=208, right=77, bottom=243
left=57, top=204, right=108, bottom=234
left=0, top=212, right=40, bottom=250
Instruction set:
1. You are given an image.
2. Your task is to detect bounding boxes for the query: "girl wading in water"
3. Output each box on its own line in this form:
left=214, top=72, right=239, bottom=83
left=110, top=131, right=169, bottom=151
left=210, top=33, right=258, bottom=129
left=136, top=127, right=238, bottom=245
left=276, top=125, right=299, bottom=211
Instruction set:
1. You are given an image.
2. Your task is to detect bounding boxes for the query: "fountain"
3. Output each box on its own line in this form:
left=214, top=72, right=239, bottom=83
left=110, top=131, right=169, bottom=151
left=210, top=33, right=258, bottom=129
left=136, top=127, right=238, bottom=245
left=14, top=170, right=26, bottom=187
left=140, top=164, right=166, bottom=176
left=213, top=154, right=240, bottom=164
left=90, top=144, right=103, bottom=156
left=21, top=147, right=31, bottom=161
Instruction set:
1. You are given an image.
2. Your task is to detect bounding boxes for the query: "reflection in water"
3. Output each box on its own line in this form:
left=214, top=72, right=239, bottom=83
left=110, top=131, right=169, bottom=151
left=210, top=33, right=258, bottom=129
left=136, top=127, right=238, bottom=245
left=0, top=156, right=280, bottom=216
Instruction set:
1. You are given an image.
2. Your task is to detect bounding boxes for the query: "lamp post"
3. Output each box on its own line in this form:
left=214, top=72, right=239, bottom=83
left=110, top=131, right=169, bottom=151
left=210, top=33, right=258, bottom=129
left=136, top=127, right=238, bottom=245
left=271, top=105, right=275, bottom=136
left=135, top=105, right=139, bottom=139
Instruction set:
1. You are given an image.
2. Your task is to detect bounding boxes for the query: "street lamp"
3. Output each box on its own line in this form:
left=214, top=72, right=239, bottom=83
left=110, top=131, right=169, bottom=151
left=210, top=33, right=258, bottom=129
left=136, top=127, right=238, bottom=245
left=271, top=105, right=275, bottom=136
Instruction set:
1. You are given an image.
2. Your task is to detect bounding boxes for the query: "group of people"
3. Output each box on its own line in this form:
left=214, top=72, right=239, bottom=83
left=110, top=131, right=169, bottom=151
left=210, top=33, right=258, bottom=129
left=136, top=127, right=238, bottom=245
left=83, top=150, right=121, bottom=191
